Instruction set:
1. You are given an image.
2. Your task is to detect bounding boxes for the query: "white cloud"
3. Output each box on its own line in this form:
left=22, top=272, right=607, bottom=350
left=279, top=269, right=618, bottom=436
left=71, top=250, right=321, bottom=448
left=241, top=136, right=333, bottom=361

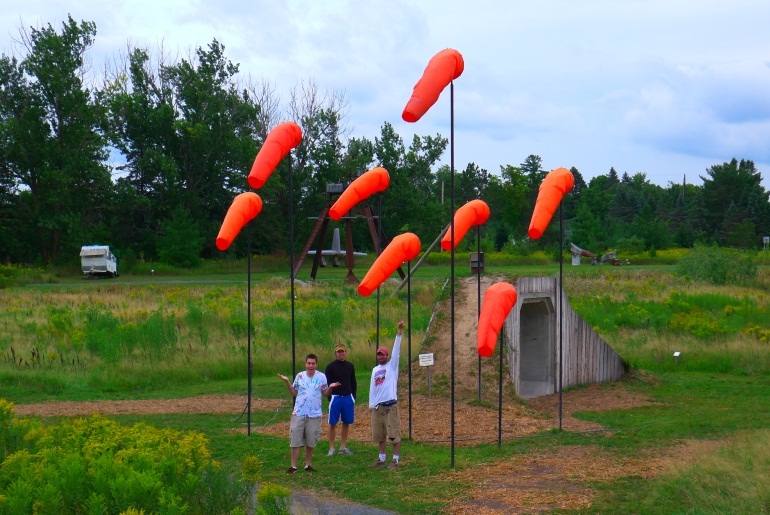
left=3, top=0, right=770, bottom=188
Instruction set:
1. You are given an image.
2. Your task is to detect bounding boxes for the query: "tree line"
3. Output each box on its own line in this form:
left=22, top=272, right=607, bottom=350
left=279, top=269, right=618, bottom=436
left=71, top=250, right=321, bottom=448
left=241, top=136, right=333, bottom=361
left=1, top=17, right=769, bottom=269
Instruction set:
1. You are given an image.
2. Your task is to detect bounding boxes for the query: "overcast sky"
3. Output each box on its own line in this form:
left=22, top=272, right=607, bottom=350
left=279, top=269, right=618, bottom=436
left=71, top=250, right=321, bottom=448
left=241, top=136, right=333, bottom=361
left=4, top=0, right=770, bottom=189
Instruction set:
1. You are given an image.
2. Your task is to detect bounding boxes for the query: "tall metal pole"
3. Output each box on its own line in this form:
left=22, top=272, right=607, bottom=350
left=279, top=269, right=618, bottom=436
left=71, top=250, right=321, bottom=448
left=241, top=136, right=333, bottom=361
left=376, top=196, right=382, bottom=348
left=289, top=156, right=296, bottom=379
left=247, top=224, right=252, bottom=436
left=498, top=331, right=503, bottom=448
left=477, top=225, right=481, bottom=402
left=450, top=81, right=456, bottom=468
left=407, top=259, right=412, bottom=440
left=558, top=201, right=563, bottom=431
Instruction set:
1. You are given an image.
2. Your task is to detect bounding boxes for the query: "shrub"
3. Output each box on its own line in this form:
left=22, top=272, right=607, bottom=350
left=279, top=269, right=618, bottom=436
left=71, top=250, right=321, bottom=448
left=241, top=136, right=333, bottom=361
left=0, top=399, right=41, bottom=458
left=0, top=403, right=248, bottom=514
left=677, top=244, right=757, bottom=285
left=241, top=454, right=291, bottom=515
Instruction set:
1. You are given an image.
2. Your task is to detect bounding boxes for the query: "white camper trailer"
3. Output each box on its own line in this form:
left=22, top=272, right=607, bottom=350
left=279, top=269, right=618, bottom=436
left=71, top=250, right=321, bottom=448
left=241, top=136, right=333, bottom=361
left=80, top=245, right=118, bottom=278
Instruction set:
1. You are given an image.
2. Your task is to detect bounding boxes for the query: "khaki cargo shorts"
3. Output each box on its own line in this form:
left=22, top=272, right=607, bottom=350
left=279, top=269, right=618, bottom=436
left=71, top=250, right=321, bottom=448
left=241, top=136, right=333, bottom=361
left=371, top=403, right=401, bottom=444
left=290, top=415, right=322, bottom=448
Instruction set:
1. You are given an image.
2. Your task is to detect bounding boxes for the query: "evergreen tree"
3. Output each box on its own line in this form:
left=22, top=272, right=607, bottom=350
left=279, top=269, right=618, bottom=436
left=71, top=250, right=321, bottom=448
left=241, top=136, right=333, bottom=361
left=157, top=207, right=204, bottom=267
left=701, top=158, right=770, bottom=242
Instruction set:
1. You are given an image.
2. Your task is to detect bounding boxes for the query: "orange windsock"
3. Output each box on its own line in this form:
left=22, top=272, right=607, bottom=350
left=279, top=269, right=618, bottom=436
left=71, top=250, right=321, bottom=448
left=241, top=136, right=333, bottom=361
left=477, top=282, right=517, bottom=357
left=247, top=122, right=302, bottom=189
left=527, top=167, right=574, bottom=240
left=358, top=233, right=421, bottom=297
left=441, top=199, right=490, bottom=251
left=216, top=193, right=263, bottom=251
left=402, top=48, right=464, bottom=123
left=329, top=167, right=390, bottom=220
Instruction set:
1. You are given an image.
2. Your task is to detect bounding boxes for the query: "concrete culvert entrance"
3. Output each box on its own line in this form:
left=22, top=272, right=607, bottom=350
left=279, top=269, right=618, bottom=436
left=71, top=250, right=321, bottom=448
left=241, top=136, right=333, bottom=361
left=505, top=277, right=626, bottom=399
left=518, top=297, right=555, bottom=398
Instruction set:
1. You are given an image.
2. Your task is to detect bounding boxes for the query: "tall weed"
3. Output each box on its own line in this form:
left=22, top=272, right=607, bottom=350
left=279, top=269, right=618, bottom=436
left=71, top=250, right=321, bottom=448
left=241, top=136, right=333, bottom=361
left=0, top=278, right=437, bottom=395
left=138, top=309, right=178, bottom=359
left=83, top=309, right=122, bottom=364
left=184, top=302, right=212, bottom=348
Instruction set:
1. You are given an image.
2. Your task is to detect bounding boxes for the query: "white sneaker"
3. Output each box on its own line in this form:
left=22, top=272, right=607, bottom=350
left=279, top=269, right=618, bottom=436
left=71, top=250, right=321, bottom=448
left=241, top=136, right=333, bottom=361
left=338, top=448, right=353, bottom=455
left=327, top=448, right=336, bottom=456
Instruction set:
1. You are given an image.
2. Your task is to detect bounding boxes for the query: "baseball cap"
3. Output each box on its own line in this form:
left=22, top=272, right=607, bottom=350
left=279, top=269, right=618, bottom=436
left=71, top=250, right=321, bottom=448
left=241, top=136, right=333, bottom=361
left=376, top=347, right=389, bottom=356
left=334, top=343, right=347, bottom=352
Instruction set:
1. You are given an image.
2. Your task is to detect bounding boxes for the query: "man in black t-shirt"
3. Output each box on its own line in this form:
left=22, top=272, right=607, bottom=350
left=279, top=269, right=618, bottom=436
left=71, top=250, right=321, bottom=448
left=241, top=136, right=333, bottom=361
left=325, top=343, right=357, bottom=455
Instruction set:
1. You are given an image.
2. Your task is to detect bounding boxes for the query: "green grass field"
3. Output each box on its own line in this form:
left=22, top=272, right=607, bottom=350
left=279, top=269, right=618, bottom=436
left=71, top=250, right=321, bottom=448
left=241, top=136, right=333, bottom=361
left=2, top=258, right=770, bottom=513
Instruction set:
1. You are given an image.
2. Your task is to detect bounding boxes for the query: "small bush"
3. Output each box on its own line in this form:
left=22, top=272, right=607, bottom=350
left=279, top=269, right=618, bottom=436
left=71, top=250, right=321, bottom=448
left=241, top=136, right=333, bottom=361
left=256, top=483, right=291, bottom=515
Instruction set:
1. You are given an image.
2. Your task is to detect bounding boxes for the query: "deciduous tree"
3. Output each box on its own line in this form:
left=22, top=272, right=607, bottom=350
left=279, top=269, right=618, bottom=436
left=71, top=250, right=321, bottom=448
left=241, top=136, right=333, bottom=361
left=0, top=17, right=112, bottom=265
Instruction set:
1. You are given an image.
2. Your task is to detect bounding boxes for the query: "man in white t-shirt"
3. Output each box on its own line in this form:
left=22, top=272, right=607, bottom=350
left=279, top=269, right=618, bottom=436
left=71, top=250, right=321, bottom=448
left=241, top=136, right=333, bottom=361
left=369, top=320, right=404, bottom=469
left=278, top=354, right=340, bottom=473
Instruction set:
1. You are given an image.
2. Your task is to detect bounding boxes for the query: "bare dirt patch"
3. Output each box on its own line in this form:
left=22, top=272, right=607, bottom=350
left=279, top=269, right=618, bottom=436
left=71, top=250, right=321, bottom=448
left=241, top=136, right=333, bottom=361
left=448, top=440, right=722, bottom=514
left=250, top=394, right=547, bottom=443
left=14, top=395, right=284, bottom=417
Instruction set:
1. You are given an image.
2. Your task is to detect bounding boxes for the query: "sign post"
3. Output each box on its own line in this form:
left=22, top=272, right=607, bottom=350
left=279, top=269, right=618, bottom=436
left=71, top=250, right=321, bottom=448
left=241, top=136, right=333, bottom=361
left=419, top=353, right=435, bottom=398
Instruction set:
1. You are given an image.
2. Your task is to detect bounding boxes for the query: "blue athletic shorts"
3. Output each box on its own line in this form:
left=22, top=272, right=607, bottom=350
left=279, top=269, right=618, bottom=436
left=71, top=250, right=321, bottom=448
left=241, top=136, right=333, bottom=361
left=328, top=394, right=355, bottom=425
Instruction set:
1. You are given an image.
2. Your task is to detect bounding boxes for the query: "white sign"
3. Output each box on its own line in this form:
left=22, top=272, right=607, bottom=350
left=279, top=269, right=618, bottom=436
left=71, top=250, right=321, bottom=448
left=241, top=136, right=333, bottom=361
left=418, top=353, right=434, bottom=367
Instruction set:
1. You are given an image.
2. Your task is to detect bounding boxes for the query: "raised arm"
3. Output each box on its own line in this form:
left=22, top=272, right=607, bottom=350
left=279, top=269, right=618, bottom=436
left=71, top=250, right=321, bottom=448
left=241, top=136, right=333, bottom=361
left=277, top=373, right=297, bottom=397
left=389, top=319, right=404, bottom=370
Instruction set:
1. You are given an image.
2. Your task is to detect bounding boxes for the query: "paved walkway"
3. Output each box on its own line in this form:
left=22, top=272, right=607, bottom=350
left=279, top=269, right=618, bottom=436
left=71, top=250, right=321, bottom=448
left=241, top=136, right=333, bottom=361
left=290, top=491, right=398, bottom=515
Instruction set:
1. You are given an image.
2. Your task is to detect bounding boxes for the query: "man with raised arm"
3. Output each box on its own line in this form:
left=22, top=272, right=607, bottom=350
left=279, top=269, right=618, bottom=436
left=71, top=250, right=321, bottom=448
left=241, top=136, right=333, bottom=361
left=369, top=319, right=404, bottom=469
